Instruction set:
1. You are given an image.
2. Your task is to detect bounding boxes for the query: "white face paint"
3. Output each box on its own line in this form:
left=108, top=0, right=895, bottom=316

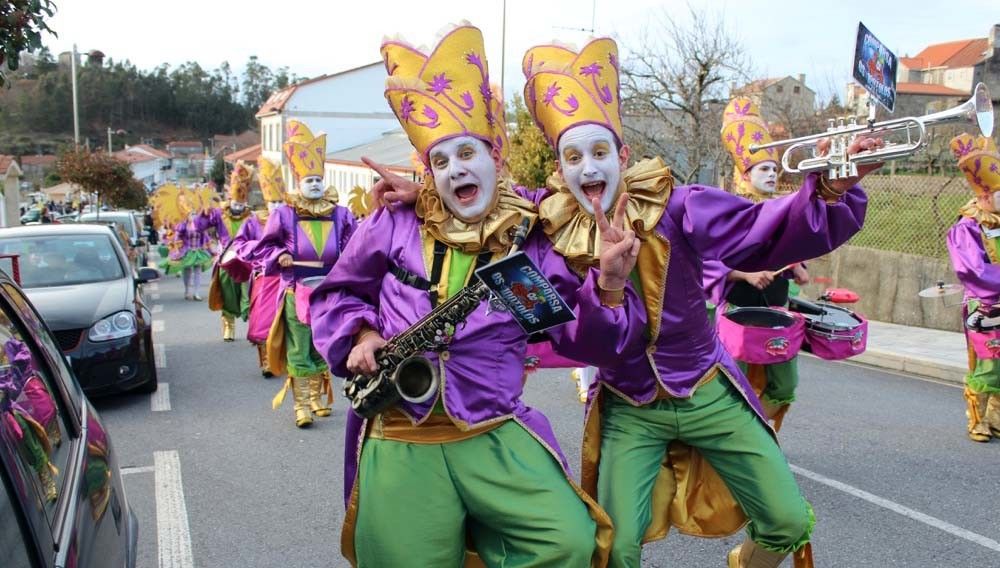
left=557, top=124, right=623, bottom=215
left=299, top=176, right=325, bottom=200
left=746, top=161, right=778, bottom=193
left=267, top=201, right=282, bottom=212
left=992, top=191, right=1000, bottom=212
left=229, top=201, right=247, bottom=214
left=428, top=136, right=498, bottom=222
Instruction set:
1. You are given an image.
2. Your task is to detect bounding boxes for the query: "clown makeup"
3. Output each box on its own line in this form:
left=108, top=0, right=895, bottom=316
left=557, top=124, right=625, bottom=215
left=229, top=201, right=247, bottom=215
left=746, top=161, right=778, bottom=193
left=299, top=176, right=325, bottom=200
left=428, top=136, right=499, bottom=222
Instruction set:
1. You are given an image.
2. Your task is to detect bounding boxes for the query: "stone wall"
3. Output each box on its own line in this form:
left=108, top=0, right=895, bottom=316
left=798, top=245, right=963, bottom=332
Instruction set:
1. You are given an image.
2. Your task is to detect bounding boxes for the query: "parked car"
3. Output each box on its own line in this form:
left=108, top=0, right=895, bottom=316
left=0, top=224, right=159, bottom=396
left=20, top=207, right=41, bottom=225
left=0, top=267, right=138, bottom=567
left=78, top=211, right=148, bottom=268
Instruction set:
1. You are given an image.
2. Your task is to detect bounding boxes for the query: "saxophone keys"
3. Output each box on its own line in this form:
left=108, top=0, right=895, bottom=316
left=440, top=351, right=450, bottom=361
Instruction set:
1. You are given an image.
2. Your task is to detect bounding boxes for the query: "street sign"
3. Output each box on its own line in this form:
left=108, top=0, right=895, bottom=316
left=853, top=22, right=898, bottom=113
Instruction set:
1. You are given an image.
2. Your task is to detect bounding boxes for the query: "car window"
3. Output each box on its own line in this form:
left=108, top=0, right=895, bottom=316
left=0, top=304, right=73, bottom=530
left=0, top=467, right=37, bottom=568
left=0, top=235, right=125, bottom=288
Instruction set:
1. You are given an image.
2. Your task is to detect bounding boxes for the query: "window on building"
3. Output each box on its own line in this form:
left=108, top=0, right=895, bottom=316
left=776, top=85, right=784, bottom=93
left=793, top=86, right=801, bottom=94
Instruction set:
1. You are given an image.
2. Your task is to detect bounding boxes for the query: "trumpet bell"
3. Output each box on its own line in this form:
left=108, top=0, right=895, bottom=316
left=971, top=82, right=994, bottom=137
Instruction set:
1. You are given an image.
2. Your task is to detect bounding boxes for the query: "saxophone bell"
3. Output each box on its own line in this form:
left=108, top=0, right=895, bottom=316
left=393, top=355, right=438, bottom=404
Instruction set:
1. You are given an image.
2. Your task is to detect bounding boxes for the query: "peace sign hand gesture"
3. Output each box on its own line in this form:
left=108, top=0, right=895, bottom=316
left=594, top=192, right=640, bottom=291
left=362, top=157, right=421, bottom=210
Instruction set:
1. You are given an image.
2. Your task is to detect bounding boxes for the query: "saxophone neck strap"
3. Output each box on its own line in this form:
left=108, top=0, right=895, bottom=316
left=388, top=241, right=492, bottom=308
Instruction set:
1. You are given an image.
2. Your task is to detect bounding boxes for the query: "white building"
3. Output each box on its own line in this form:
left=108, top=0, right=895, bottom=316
left=114, top=144, right=172, bottom=189
left=255, top=62, right=401, bottom=190
left=324, top=129, right=420, bottom=204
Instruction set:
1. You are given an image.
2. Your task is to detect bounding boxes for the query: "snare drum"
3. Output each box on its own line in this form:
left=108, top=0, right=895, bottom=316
left=218, top=246, right=251, bottom=282
left=717, top=306, right=805, bottom=364
left=798, top=303, right=867, bottom=360
left=295, top=276, right=326, bottom=325
left=965, top=312, right=1000, bottom=359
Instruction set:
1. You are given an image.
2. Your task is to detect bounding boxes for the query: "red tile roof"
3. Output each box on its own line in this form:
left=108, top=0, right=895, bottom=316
left=224, top=143, right=261, bottom=164
left=896, top=82, right=969, bottom=96
left=19, top=154, right=57, bottom=166
left=129, top=144, right=172, bottom=159
left=113, top=149, right=159, bottom=164
left=905, top=38, right=989, bottom=69
left=0, top=155, right=15, bottom=174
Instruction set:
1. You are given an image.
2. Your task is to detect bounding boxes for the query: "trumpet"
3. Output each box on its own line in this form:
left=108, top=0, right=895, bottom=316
left=750, top=82, right=994, bottom=179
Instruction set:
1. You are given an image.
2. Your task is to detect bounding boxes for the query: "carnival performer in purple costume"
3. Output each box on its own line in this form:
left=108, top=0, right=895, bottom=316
left=309, top=23, right=645, bottom=568
left=251, top=120, right=357, bottom=427
left=163, top=193, right=224, bottom=301
left=519, top=38, right=881, bottom=568
left=946, top=133, right=1000, bottom=443
left=209, top=160, right=255, bottom=341
left=223, top=156, right=287, bottom=377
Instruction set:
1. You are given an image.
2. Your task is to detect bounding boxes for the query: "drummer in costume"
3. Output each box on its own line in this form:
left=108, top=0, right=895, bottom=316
left=702, top=98, right=811, bottom=429
left=520, top=37, right=878, bottom=568
left=225, top=157, right=288, bottom=377
left=209, top=160, right=255, bottom=342
left=946, top=133, right=1000, bottom=443
left=252, top=121, right=357, bottom=427
left=309, top=23, right=646, bottom=567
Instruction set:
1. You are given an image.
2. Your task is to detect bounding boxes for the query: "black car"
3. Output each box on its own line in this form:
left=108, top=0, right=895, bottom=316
left=0, top=268, right=138, bottom=567
left=0, top=225, right=160, bottom=396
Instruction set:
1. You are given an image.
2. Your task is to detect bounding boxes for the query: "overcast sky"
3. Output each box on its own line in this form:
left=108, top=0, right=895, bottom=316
left=43, top=0, right=998, bottom=104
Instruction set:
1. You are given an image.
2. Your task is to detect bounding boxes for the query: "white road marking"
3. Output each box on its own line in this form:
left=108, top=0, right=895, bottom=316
left=154, top=451, right=195, bottom=568
left=155, top=344, right=166, bottom=369
left=151, top=383, right=170, bottom=412
left=152, top=303, right=163, bottom=312
left=153, top=320, right=165, bottom=333
left=120, top=465, right=155, bottom=476
left=791, top=464, right=1000, bottom=553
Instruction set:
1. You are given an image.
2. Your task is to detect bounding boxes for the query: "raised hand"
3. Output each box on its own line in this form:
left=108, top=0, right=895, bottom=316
left=594, top=192, right=640, bottom=290
left=362, top=156, right=421, bottom=210
left=816, top=135, right=885, bottom=193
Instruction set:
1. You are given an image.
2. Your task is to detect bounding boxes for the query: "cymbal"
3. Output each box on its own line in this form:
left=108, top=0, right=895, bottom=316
left=918, top=283, right=964, bottom=298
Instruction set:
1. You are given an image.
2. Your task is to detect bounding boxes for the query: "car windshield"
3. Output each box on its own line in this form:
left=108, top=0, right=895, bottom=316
left=0, top=234, right=125, bottom=287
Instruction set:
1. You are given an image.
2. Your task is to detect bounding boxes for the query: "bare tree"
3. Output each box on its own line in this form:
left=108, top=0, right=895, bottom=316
left=619, top=6, right=753, bottom=184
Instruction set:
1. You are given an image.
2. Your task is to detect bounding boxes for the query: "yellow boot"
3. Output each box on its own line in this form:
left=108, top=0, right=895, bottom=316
left=964, top=387, right=991, bottom=442
left=257, top=344, right=273, bottom=378
left=309, top=373, right=332, bottom=417
left=727, top=540, right=788, bottom=568
left=984, top=393, right=1000, bottom=438
left=222, top=314, right=236, bottom=342
left=292, top=377, right=313, bottom=428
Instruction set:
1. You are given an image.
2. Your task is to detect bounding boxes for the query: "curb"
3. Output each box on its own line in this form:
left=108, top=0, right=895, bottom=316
left=842, top=349, right=966, bottom=385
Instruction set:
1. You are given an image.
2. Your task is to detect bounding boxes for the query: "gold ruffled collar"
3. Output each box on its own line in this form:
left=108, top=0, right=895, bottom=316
left=960, top=198, right=1000, bottom=229
left=288, top=191, right=339, bottom=218
left=416, top=176, right=537, bottom=253
left=539, top=157, right=673, bottom=271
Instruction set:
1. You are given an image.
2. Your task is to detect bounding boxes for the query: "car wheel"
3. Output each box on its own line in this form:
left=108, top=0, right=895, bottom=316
left=135, top=334, right=159, bottom=394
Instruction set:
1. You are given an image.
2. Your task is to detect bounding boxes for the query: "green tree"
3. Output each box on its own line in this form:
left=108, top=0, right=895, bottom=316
left=506, top=95, right=556, bottom=189
left=0, top=0, right=57, bottom=87
left=57, top=148, right=147, bottom=210
left=241, top=55, right=274, bottom=113
left=210, top=154, right=227, bottom=189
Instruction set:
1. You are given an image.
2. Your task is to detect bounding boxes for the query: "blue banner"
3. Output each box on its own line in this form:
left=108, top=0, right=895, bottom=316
left=475, top=252, right=576, bottom=334
left=853, top=22, right=898, bottom=112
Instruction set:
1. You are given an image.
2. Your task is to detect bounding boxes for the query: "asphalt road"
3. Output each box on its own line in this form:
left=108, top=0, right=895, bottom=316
left=91, top=271, right=1000, bottom=567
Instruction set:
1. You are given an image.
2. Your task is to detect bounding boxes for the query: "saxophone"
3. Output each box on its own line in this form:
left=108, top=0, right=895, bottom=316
left=343, top=219, right=531, bottom=419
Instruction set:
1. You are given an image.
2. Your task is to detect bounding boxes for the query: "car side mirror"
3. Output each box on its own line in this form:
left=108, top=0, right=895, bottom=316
left=136, top=267, right=160, bottom=284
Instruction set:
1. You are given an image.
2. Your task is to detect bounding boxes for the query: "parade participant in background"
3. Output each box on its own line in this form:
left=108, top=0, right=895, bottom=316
left=252, top=121, right=356, bottom=427
left=224, top=156, right=288, bottom=377
left=702, top=98, right=810, bottom=430
left=520, top=37, right=876, bottom=568
left=946, top=133, right=1000, bottom=443
left=162, top=193, right=216, bottom=301
left=310, top=23, right=645, bottom=568
left=209, top=160, right=255, bottom=342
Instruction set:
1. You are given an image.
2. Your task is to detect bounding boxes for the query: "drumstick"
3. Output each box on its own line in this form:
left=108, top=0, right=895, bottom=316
left=769, top=264, right=796, bottom=278
left=291, top=260, right=325, bottom=268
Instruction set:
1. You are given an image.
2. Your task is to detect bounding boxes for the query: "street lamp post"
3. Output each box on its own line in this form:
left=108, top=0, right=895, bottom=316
left=107, top=127, right=126, bottom=155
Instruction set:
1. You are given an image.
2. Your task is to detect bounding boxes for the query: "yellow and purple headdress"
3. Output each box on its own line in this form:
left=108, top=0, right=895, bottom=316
left=951, top=133, right=1000, bottom=197
left=721, top=97, right=778, bottom=174
left=522, top=38, right=623, bottom=150
left=228, top=160, right=254, bottom=203
left=283, top=120, right=326, bottom=181
left=381, top=23, right=506, bottom=166
left=257, top=156, right=286, bottom=203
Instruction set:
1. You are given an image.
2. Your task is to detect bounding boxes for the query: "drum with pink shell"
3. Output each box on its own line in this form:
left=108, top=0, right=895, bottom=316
left=966, top=312, right=1000, bottom=360
left=717, top=307, right=805, bottom=364
left=798, top=303, right=868, bottom=360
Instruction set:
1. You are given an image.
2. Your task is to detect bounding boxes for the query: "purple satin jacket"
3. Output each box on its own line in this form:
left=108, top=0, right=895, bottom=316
left=947, top=215, right=1000, bottom=305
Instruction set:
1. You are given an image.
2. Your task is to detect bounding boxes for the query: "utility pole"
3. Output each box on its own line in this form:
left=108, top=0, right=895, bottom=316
left=71, top=44, right=80, bottom=146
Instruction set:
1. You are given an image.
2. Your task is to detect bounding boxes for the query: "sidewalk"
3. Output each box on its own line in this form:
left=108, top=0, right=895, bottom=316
left=846, top=320, right=968, bottom=384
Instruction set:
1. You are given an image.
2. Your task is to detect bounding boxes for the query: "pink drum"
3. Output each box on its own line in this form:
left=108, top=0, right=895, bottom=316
left=219, top=246, right=251, bottom=283
left=965, top=312, right=1000, bottom=359
left=799, top=303, right=868, bottom=360
left=717, top=306, right=804, bottom=364
left=525, top=341, right=582, bottom=369
left=295, top=276, right=325, bottom=326
left=247, top=274, right=281, bottom=344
